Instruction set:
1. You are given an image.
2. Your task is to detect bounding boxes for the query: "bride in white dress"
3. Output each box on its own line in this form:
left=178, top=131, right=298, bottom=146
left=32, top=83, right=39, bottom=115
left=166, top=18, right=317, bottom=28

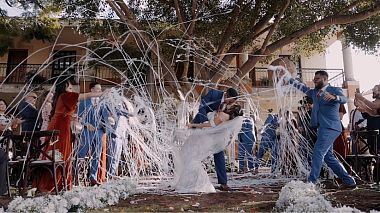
left=172, top=104, right=243, bottom=193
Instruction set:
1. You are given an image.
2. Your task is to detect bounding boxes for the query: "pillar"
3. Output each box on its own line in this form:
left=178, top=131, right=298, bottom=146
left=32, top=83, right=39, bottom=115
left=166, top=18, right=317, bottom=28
left=341, top=41, right=360, bottom=118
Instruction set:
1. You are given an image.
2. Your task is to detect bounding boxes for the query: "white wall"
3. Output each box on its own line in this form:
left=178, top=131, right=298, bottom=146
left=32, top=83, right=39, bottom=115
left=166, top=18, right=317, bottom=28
left=301, top=53, right=327, bottom=69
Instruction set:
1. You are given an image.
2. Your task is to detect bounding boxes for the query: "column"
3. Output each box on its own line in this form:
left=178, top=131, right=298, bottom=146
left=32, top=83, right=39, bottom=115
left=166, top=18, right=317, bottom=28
left=341, top=41, right=360, bottom=121
left=342, top=44, right=355, bottom=81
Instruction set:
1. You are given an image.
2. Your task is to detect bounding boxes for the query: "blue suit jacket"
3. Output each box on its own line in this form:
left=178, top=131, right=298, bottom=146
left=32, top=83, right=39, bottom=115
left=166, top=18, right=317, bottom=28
left=239, top=118, right=256, bottom=143
left=18, top=101, right=41, bottom=131
left=261, top=114, right=279, bottom=140
left=291, top=79, right=347, bottom=131
left=192, top=89, right=224, bottom=124
left=78, top=99, right=109, bottom=134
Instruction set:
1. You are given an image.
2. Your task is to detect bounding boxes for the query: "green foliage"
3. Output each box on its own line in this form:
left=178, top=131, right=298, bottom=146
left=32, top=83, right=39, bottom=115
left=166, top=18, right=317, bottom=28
left=0, top=0, right=62, bottom=55
left=344, top=16, right=380, bottom=55
left=1, top=0, right=380, bottom=69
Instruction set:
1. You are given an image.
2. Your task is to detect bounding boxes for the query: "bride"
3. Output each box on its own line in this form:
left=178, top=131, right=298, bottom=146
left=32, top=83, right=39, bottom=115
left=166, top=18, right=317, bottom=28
left=173, top=104, right=243, bottom=193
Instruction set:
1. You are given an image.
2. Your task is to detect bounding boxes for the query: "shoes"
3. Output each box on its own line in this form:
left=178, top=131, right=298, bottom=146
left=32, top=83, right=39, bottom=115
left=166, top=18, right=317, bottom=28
left=320, top=180, right=339, bottom=189
left=90, top=179, right=102, bottom=186
left=339, top=183, right=357, bottom=190
left=252, top=168, right=259, bottom=175
left=216, top=184, right=231, bottom=191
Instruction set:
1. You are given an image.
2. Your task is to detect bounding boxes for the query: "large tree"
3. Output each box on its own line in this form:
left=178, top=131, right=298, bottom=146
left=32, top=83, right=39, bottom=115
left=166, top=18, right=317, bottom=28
left=3, top=0, right=380, bottom=92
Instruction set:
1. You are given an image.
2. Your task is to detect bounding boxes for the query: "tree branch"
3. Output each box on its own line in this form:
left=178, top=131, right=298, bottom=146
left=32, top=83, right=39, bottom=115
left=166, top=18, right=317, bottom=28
left=106, top=0, right=181, bottom=92
left=208, top=14, right=272, bottom=80
left=260, top=0, right=291, bottom=54
left=215, top=0, right=245, bottom=56
left=266, top=2, right=380, bottom=54
left=173, top=0, right=188, bottom=32
left=188, top=0, right=201, bottom=36
left=235, top=1, right=380, bottom=80
left=338, top=0, right=369, bottom=14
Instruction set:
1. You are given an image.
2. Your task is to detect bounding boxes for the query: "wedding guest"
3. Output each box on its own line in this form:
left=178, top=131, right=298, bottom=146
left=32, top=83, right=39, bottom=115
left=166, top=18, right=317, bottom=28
left=17, top=92, right=42, bottom=132
left=36, top=79, right=103, bottom=193
left=0, top=99, right=23, bottom=196
left=237, top=117, right=256, bottom=173
left=0, top=148, right=7, bottom=196
left=0, top=99, right=22, bottom=132
left=38, top=90, right=54, bottom=132
left=77, top=82, right=110, bottom=186
left=253, top=111, right=279, bottom=174
left=107, top=98, right=132, bottom=177
left=355, top=85, right=380, bottom=155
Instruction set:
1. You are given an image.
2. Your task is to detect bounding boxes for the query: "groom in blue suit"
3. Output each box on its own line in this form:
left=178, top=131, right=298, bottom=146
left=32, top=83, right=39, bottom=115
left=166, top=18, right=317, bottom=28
left=77, top=82, right=110, bottom=186
left=192, top=87, right=239, bottom=191
left=285, top=70, right=356, bottom=188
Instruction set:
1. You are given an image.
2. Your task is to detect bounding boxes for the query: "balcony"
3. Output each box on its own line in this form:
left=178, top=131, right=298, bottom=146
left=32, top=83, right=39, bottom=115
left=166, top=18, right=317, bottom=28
left=0, top=63, right=345, bottom=88
left=0, top=63, right=121, bottom=85
left=251, top=67, right=345, bottom=88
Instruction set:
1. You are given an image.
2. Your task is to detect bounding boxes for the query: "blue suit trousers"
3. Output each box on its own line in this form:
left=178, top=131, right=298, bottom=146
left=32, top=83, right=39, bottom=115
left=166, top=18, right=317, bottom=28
left=78, top=127, right=104, bottom=181
left=238, top=137, right=254, bottom=171
left=214, top=151, right=227, bottom=184
left=308, top=127, right=356, bottom=185
left=254, top=138, right=277, bottom=172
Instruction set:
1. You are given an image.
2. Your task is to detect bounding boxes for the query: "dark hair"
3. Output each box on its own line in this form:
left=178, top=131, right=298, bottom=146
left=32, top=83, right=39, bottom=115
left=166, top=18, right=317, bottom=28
left=315, top=70, right=329, bottom=79
left=225, top=104, right=243, bottom=120
left=89, top=82, right=100, bottom=90
left=226, top=88, right=238, bottom=100
left=0, top=99, right=7, bottom=108
left=51, top=79, right=75, bottom=118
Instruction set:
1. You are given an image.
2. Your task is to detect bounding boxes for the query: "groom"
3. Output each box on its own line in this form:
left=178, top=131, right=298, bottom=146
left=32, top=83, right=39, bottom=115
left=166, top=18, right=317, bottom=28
left=192, top=87, right=239, bottom=191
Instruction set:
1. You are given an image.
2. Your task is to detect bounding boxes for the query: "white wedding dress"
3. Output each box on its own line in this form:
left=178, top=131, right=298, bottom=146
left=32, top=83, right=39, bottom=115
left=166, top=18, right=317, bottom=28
left=172, top=116, right=243, bottom=193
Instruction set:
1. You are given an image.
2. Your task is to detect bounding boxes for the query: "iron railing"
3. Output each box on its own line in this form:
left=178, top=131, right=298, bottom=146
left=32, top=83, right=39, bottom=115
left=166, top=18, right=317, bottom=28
left=0, top=63, right=120, bottom=85
left=251, top=67, right=345, bottom=88
left=0, top=63, right=345, bottom=88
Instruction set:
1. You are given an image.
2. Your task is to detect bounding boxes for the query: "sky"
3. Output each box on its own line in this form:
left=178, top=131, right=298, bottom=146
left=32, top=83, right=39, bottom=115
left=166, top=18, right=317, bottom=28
left=326, top=40, right=380, bottom=93
left=0, top=1, right=20, bottom=16
left=351, top=49, right=380, bottom=92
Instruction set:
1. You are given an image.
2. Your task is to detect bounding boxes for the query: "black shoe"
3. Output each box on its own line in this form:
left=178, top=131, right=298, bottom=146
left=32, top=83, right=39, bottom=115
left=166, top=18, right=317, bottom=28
left=90, top=179, right=102, bottom=186
left=252, top=168, right=259, bottom=175
left=339, top=183, right=357, bottom=190
left=320, top=179, right=339, bottom=189
left=216, top=184, right=230, bottom=191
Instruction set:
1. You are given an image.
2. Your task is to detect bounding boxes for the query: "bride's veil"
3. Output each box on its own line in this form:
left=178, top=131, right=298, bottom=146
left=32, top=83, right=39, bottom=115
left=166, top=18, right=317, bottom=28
left=171, top=116, right=243, bottom=193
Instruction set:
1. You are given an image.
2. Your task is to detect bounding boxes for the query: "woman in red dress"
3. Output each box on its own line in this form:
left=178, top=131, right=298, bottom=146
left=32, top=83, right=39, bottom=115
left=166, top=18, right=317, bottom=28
left=37, top=79, right=103, bottom=193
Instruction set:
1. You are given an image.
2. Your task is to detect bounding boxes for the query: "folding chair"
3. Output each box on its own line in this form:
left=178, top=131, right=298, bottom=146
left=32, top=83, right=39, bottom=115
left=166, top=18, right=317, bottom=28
left=21, top=130, right=66, bottom=195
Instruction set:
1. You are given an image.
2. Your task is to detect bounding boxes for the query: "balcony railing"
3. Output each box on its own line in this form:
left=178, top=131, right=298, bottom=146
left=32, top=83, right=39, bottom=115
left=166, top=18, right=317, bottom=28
left=1, top=63, right=345, bottom=88
left=0, top=63, right=120, bottom=85
left=251, top=67, right=345, bottom=88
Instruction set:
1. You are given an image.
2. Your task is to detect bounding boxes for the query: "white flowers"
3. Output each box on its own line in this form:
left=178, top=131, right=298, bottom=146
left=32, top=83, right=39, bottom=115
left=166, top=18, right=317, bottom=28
left=275, top=181, right=362, bottom=213
left=6, top=179, right=136, bottom=212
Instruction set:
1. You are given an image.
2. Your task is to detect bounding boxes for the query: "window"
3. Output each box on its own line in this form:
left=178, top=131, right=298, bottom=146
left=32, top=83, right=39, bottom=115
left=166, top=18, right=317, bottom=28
left=51, top=51, right=77, bottom=78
